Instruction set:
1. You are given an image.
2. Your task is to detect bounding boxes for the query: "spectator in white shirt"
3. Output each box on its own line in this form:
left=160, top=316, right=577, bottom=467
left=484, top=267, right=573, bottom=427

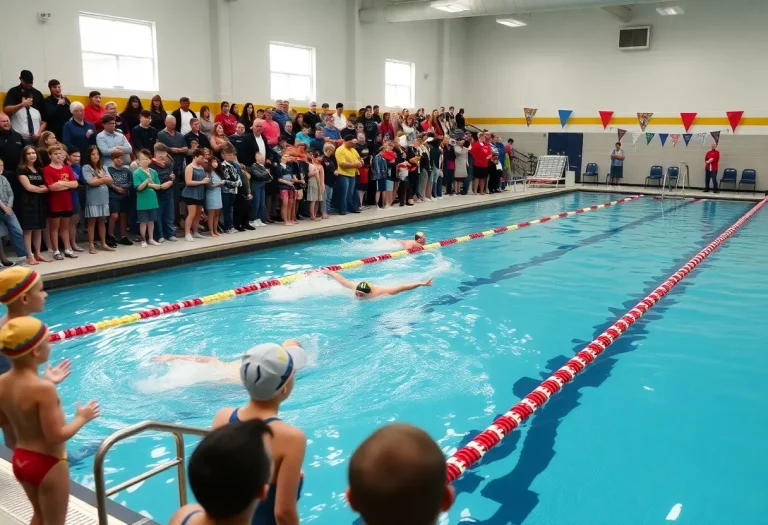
left=333, top=103, right=347, bottom=131
left=11, top=91, right=44, bottom=144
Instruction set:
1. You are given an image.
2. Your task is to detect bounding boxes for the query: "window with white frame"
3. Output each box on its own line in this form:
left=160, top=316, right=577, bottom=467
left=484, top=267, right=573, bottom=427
left=385, top=60, right=415, bottom=108
left=269, top=43, right=316, bottom=102
left=79, top=13, right=158, bottom=91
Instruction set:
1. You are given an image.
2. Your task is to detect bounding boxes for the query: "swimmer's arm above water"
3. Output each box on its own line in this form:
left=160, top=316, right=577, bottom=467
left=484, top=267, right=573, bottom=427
left=320, top=269, right=356, bottom=290
left=379, top=277, right=434, bottom=296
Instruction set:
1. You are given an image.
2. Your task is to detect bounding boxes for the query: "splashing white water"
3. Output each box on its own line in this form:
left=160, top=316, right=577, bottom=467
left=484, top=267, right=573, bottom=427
left=304, top=234, right=401, bottom=257
left=135, top=360, right=236, bottom=393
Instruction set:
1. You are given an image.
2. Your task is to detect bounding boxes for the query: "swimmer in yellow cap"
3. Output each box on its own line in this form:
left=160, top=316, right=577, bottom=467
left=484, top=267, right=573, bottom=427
left=0, top=267, right=71, bottom=449
left=0, top=317, right=100, bottom=525
left=397, top=232, right=427, bottom=250
left=321, top=269, right=433, bottom=299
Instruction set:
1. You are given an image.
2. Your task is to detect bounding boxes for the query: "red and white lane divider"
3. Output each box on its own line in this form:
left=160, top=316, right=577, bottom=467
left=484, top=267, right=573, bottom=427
left=49, top=195, right=643, bottom=343
left=446, top=197, right=767, bottom=482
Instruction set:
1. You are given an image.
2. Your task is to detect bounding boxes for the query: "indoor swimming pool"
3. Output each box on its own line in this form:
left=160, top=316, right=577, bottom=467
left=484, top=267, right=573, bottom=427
left=25, top=191, right=768, bottom=524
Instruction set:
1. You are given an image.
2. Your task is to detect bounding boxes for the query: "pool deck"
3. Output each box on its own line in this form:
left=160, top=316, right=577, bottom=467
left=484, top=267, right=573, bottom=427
left=579, top=183, right=765, bottom=202
left=35, top=187, right=571, bottom=290
left=0, top=445, right=152, bottom=525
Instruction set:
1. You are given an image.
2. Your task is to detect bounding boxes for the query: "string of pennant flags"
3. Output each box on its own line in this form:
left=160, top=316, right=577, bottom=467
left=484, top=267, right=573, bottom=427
left=522, top=108, right=745, bottom=147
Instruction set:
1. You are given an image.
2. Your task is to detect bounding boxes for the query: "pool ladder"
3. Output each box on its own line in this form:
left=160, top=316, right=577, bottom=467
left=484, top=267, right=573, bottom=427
left=93, top=421, right=210, bottom=525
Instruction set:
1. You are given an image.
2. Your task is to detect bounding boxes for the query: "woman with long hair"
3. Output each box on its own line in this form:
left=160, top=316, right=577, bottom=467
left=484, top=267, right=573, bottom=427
left=401, top=114, right=418, bottom=146
left=239, top=102, right=255, bottom=130
left=150, top=95, right=166, bottom=130
left=293, top=113, right=304, bottom=134
left=120, top=95, right=143, bottom=132
left=81, top=145, right=114, bottom=254
left=199, top=105, right=214, bottom=138
left=210, top=122, right=230, bottom=158
left=215, top=101, right=238, bottom=136
left=230, top=104, right=240, bottom=120
left=204, top=157, right=225, bottom=236
left=181, top=149, right=210, bottom=241
left=36, top=131, right=57, bottom=167
left=15, top=146, right=50, bottom=264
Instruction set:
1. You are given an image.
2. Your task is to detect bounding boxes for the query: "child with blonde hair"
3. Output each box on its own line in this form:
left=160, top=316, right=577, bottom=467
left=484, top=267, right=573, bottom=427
left=133, top=150, right=163, bottom=247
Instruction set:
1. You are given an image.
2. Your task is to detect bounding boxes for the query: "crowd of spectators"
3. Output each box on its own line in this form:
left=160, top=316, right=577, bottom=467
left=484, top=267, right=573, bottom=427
left=0, top=69, right=517, bottom=265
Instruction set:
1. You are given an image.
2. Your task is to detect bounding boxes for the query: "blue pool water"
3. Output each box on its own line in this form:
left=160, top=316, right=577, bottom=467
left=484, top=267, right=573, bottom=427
left=29, top=192, right=768, bottom=524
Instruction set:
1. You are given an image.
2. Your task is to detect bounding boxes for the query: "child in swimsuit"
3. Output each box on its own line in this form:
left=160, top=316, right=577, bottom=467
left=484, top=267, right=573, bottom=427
left=0, top=267, right=72, bottom=449
left=169, top=419, right=274, bottom=525
left=212, top=340, right=308, bottom=525
left=0, top=317, right=100, bottom=525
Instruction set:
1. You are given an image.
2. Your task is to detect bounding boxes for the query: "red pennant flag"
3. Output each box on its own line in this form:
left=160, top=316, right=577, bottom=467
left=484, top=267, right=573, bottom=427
left=726, top=111, right=744, bottom=132
left=599, top=111, right=614, bottom=129
left=680, top=112, right=697, bottom=132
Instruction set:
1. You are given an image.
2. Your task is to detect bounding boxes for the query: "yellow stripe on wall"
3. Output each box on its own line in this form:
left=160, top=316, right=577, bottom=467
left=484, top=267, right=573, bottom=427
left=466, top=116, right=768, bottom=127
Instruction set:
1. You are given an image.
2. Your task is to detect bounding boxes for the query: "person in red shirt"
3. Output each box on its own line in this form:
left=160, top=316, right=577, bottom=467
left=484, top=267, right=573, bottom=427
left=469, top=132, right=492, bottom=195
left=379, top=113, right=395, bottom=141
left=214, top=101, right=238, bottom=136
left=84, top=91, right=106, bottom=133
left=704, top=143, right=720, bottom=193
left=42, top=144, right=79, bottom=259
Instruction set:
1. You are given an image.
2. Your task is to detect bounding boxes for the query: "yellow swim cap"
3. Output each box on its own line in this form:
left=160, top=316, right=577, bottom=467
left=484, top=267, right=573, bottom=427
left=0, top=268, right=41, bottom=305
left=0, top=316, right=49, bottom=359
left=415, top=232, right=425, bottom=240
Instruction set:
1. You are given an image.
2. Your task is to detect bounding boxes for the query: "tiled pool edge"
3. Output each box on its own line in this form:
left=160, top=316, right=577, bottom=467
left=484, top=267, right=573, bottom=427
left=43, top=188, right=573, bottom=290
left=0, top=444, right=157, bottom=525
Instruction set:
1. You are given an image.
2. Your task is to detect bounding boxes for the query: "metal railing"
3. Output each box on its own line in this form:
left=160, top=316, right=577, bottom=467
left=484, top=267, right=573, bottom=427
left=93, top=421, right=209, bottom=525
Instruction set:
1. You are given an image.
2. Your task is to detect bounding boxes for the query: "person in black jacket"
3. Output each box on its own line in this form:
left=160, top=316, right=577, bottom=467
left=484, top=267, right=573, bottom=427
left=455, top=108, right=466, bottom=131
left=131, top=110, right=158, bottom=152
left=171, top=97, right=197, bottom=136
left=44, top=80, right=71, bottom=140
left=238, top=120, right=275, bottom=167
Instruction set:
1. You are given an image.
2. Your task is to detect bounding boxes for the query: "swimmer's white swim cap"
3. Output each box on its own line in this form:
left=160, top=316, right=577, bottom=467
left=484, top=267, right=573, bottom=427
left=240, top=342, right=307, bottom=401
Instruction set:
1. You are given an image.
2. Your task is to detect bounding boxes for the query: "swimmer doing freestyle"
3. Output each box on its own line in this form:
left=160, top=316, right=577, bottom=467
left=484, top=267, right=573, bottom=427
left=396, top=231, right=427, bottom=251
left=321, top=268, right=433, bottom=299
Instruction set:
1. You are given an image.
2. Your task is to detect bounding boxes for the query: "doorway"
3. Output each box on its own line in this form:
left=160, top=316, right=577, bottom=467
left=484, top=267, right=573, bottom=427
left=547, top=133, right=584, bottom=182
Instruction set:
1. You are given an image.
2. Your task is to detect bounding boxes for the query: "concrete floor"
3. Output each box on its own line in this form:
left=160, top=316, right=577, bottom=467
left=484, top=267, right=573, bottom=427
left=31, top=187, right=570, bottom=289
left=579, top=182, right=764, bottom=201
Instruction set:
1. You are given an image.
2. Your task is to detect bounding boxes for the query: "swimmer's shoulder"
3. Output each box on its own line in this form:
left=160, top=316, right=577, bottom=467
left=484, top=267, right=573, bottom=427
left=211, top=407, right=236, bottom=430
left=169, top=504, right=204, bottom=525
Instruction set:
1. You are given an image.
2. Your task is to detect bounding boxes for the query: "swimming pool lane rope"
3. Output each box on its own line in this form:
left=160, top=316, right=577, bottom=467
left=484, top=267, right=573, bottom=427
left=49, top=195, right=644, bottom=343
left=445, top=196, right=768, bottom=483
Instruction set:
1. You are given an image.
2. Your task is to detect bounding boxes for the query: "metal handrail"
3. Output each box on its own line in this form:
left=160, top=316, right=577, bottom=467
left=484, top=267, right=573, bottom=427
left=93, top=421, right=209, bottom=525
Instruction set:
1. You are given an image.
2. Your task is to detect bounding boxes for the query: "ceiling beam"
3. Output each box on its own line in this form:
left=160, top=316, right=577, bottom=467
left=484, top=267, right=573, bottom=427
left=600, top=5, right=632, bottom=22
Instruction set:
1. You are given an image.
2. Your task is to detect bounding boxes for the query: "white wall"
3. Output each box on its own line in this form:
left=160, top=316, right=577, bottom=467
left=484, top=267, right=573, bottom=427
left=0, top=0, right=213, bottom=102
left=462, top=0, right=768, bottom=125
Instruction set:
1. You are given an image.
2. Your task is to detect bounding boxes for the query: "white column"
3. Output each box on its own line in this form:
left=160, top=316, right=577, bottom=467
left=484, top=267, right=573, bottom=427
left=209, top=0, right=233, bottom=101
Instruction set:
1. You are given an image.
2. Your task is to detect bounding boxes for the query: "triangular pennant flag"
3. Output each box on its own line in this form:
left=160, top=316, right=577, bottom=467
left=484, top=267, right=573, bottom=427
left=637, top=112, right=653, bottom=132
left=524, top=108, right=537, bottom=127
left=558, top=109, right=572, bottom=128
left=670, top=134, right=680, bottom=147
left=680, top=112, right=697, bottom=132
left=659, top=133, right=669, bottom=147
left=697, top=132, right=708, bottom=146
left=726, top=111, right=744, bottom=132
left=683, top=133, right=693, bottom=146
left=599, top=111, right=614, bottom=129
left=711, top=130, right=721, bottom=144
left=632, top=132, right=643, bottom=145
left=646, top=132, right=655, bottom=145
left=617, top=129, right=627, bottom=141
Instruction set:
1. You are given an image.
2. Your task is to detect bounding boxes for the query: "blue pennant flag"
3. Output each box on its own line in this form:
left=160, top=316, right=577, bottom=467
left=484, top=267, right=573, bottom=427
left=683, top=133, right=693, bottom=146
left=558, top=109, right=572, bottom=128
left=659, top=133, right=669, bottom=147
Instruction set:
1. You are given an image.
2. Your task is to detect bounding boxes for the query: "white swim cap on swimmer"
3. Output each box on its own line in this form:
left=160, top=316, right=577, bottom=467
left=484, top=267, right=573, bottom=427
left=240, top=342, right=308, bottom=401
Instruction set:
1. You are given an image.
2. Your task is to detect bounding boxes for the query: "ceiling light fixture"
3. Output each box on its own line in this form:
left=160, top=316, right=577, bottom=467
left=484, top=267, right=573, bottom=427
left=496, top=17, right=527, bottom=28
left=430, top=1, right=470, bottom=13
left=656, top=6, right=685, bottom=15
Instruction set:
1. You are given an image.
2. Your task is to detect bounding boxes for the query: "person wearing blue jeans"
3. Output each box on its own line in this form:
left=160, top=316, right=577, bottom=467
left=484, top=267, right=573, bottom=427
left=334, top=133, right=362, bottom=215
left=150, top=147, right=178, bottom=242
left=0, top=170, right=29, bottom=264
